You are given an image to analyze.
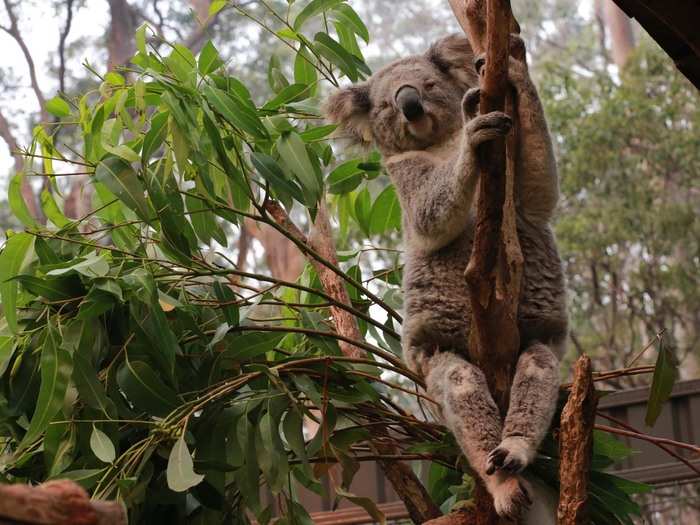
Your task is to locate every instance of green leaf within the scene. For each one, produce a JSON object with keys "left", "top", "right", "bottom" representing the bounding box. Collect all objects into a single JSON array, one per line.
[
  {"left": 369, "top": 185, "right": 401, "bottom": 235},
  {"left": 336, "top": 488, "right": 385, "bottom": 524},
  {"left": 313, "top": 32, "right": 359, "bottom": 81},
  {"left": 165, "top": 44, "right": 196, "bottom": 84},
  {"left": 142, "top": 111, "right": 169, "bottom": 163},
  {"left": 46, "top": 96, "right": 71, "bottom": 117},
  {"left": 94, "top": 156, "right": 152, "bottom": 222},
  {"left": 77, "top": 289, "right": 115, "bottom": 320},
  {"left": 354, "top": 187, "right": 371, "bottom": 236},
  {"left": 300, "top": 124, "right": 336, "bottom": 142},
  {"left": 47, "top": 252, "right": 109, "bottom": 278},
  {"left": 262, "top": 83, "right": 311, "bottom": 110},
  {"left": 19, "top": 325, "right": 73, "bottom": 450},
  {"left": 105, "top": 72, "right": 125, "bottom": 86},
  {"left": 277, "top": 132, "right": 321, "bottom": 202},
  {"left": 167, "top": 436, "right": 205, "bottom": 492},
  {"left": 117, "top": 360, "right": 180, "bottom": 417},
  {"left": 185, "top": 193, "right": 228, "bottom": 246},
  {"left": 213, "top": 281, "right": 239, "bottom": 326},
  {"left": 90, "top": 425, "right": 116, "bottom": 463},
  {"left": 283, "top": 408, "right": 308, "bottom": 465},
  {"left": 258, "top": 408, "right": 289, "bottom": 493},
  {"left": 294, "top": 46, "right": 318, "bottom": 88},
  {"left": 0, "top": 232, "right": 35, "bottom": 333},
  {"left": 14, "top": 274, "right": 78, "bottom": 301},
  {"left": 202, "top": 85, "right": 268, "bottom": 139},
  {"left": 219, "top": 332, "right": 284, "bottom": 362},
  {"left": 293, "top": 0, "right": 345, "bottom": 31},
  {"left": 209, "top": 0, "right": 226, "bottom": 16},
  {"left": 8, "top": 173, "right": 39, "bottom": 228},
  {"left": 135, "top": 22, "right": 147, "bottom": 55},
  {"left": 73, "top": 352, "right": 115, "bottom": 417},
  {"left": 40, "top": 189, "right": 71, "bottom": 228},
  {"left": 0, "top": 336, "right": 16, "bottom": 376},
  {"left": 250, "top": 152, "right": 305, "bottom": 205},
  {"left": 327, "top": 160, "right": 363, "bottom": 194},
  {"left": 330, "top": 4, "right": 369, "bottom": 43},
  {"left": 645, "top": 337, "right": 679, "bottom": 426},
  {"left": 199, "top": 40, "right": 224, "bottom": 75}
]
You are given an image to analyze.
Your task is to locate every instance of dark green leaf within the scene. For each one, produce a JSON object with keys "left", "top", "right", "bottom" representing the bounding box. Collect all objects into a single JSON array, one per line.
[
  {"left": 250, "top": 152, "right": 305, "bottom": 205},
  {"left": 19, "top": 325, "right": 73, "bottom": 450},
  {"left": 14, "top": 274, "right": 79, "bottom": 301},
  {"left": 645, "top": 337, "right": 679, "bottom": 426},
  {"left": 277, "top": 132, "right": 321, "bottom": 202},
  {"left": 327, "top": 160, "right": 363, "bottom": 194},
  {"left": 0, "top": 233, "right": 35, "bottom": 333},
  {"left": 94, "top": 156, "right": 152, "bottom": 222},
  {"left": 142, "top": 111, "right": 169, "bottom": 163},
  {"left": 199, "top": 40, "right": 224, "bottom": 75},
  {"left": 203, "top": 85, "right": 268, "bottom": 139},
  {"left": 117, "top": 360, "right": 180, "bottom": 417},
  {"left": 330, "top": 4, "right": 369, "bottom": 43},
  {"left": 313, "top": 32, "right": 359, "bottom": 81},
  {"left": 293, "top": 0, "right": 345, "bottom": 31},
  {"left": 369, "top": 185, "right": 401, "bottom": 235}
]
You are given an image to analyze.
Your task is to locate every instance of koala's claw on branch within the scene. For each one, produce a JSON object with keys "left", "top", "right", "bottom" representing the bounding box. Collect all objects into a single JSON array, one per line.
[
  {"left": 466, "top": 111, "right": 512, "bottom": 147},
  {"left": 491, "top": 476, "right": 533, "bottom": 519},
  {"left": 462, "top": 87, "right": 481, "bottom": 119},
  {"left": 486, "top": 436, "right": 535, "bottom": 475},
  {"left": 473, "top": 53, "right": 486, "bottom": 75}
]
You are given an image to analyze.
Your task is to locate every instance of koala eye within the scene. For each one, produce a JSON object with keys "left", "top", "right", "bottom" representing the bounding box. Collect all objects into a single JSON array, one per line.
[{"left": 424, "top": 81, "right": 436, "bottom": 91}]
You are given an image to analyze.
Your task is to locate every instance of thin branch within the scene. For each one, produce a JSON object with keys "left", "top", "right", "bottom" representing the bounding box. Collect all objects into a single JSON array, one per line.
[
  {"left": 595, "top": 424, "right": 700, "bottom": 455},
  {"left": 57, "top": 0, "right": 75, "bottom": 94},
  {"left": 597, "top": 412, "right": 700, "bottom": 477},
  {"left": 1, "top": 0, "right": 48, "bottom": 121}
]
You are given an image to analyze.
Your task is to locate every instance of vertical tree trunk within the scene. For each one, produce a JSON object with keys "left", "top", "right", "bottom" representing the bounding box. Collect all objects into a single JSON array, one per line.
[
  {"left": 447, "top": 2, "right": 523, "bottom": 523},
  {"left": 601, "top": 0, "right": 635, "bottom": 68}
]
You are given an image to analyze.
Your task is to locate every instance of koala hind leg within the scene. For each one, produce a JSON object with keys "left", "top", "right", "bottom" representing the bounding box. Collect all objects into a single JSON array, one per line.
[
  {"left": 422, "top": 350, "right": 531, "bottom": 518},
  {"left": 487, "top": 342, "right": 560, "bottom": 475}
]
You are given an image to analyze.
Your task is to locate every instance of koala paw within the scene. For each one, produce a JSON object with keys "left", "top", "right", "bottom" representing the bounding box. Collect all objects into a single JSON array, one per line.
[
  {"left": 466, "top": 111, "right": 512, "bottom": 148},
  {"left": 491, "top": 476, "right": 532, "bottom": 520},
  {"left": 486, "top": 437, "right": 536, "bottom": 475},
  {"left": 462, "top": 87, "right": 481, "bottom": 120}
]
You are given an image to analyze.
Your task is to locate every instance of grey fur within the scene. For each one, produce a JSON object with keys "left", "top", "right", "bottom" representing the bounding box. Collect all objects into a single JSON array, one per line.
[{"left": 326, "top": 35, "right": 567, "bottom": 520}]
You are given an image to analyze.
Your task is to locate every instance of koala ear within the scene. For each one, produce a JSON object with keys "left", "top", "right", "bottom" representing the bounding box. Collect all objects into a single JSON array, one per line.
[
  {"left": 426, "top": 34, "right": 479, "bottom": 88},
  {"left": 323, "top": 83, "right": 372, "bottom": 145}
]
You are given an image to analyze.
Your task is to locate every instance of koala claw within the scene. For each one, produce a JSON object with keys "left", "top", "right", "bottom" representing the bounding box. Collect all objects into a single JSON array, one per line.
[
  {"left": 466, "top": 111, "right": 512, "bottom": 147},
  {"left": 462, "top": 87, "right": 481, "bottom": 120},
  {"left": 486, "top": 437, "right": 535, "bottom": 475},
  {"left": 473, "top": 53, "right": 486, "bottom": 75},
  {"left": 491, "top": 476, "right": 532, "bottom": 520}
]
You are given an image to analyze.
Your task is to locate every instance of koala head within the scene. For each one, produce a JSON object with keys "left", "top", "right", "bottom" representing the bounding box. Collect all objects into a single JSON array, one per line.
[{"left": 325, "top": 35, "right": 478, "bottom": 155}]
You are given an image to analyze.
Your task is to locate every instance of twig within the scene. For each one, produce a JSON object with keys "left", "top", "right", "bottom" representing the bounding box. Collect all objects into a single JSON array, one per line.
[
  {"left": 596, "top": 412, "right": 700, "bottom": 477},
  {"left": 595, "top": 424, "right": 700, "bottom": 456}
]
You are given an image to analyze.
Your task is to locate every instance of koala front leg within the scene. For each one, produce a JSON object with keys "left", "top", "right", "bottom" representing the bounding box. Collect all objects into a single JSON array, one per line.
[
  {"left": 486, "top": 342, "right": 560, "bottom": 475},
  {"left": 388, "top": 101, "right": 511, "bottom": 252},
  {"left": 420, "top": 350, "right": 532, "bottom": 519}
]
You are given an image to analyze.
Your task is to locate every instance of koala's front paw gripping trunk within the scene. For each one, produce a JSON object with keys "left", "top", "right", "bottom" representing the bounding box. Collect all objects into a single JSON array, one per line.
[{"left": 421, "top": 351, "right": 531, "bottom": 519}]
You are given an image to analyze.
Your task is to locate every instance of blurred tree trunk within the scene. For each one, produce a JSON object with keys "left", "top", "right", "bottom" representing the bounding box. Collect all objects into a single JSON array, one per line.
[
  {"left": 106, "top": 0, "right": 137, "bottom": 71},
  {"left": 599, "top": 0, "right": 635, "bottom": 68}
]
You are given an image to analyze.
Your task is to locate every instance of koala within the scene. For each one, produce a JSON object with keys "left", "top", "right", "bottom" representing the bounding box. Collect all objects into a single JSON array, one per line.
[{"left": 325, "top": 35, "right": 567, "bottom": 520}]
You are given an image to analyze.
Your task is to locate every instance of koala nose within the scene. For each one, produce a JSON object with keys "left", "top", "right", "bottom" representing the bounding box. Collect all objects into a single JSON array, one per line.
[{"left": 395, "top": 86, "right": 424, "bottom": 121}]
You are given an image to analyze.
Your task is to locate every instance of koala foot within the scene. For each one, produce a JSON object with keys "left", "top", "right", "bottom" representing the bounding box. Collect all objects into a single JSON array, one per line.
[
  {"left": 466, "top": 111, "right": 512, "bottom": 147},
  {"left": 486, "top": 436, "right": 536, "bottom": 475},
  {"left": 462, "top": 87, "right": 481, "bottom": 120},
  {"left": 491, "top": 476, "right": 532, "bottom": 520}
]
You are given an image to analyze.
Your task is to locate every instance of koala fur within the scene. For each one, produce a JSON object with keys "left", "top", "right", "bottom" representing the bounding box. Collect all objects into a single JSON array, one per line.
[{"left": 325, "top": 35, "right": 567, "bottom": 520}]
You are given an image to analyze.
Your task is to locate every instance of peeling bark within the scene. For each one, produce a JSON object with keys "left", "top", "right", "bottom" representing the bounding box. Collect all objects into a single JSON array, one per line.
[{"left": 558, "top": 355, "right": 597, "bottom": 525}]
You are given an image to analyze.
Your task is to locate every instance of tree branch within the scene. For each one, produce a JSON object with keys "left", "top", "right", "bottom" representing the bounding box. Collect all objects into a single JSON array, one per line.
[
  {"left": 1, "top": 0, "right": 48, "bottom": 122},
  {"left": 57, "top": 0, "right": 75, "bottom": 94}
]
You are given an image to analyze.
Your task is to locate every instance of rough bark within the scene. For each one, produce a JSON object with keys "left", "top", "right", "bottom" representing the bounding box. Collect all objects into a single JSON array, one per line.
[
  {"left": 447, "top": 2, "right": 523, "bottom": 524},
  {"left": 557, "top": 356, "right": 597, "bottom": 525},
  {"left": 0, "top": 480, "right": 126, "bottom": 525},
  {"left": 601, "top": 0, "right": 635, "bottom": 68}
]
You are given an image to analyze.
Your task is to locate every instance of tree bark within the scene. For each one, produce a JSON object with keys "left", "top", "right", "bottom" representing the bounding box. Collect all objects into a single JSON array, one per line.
[
  {"left": 106, "top": 0, "right": 137, "bottom": 71},
  {"left": 0, "top": 480, "right": 126, "bottom": 525},
  {"left": 558, "top": 356, "right": 597, "bottom": 524},
  {"left": 601, "top": 0, "right": 635, "bottom": 68},
  {"left": 448, "top": 2, "right": 523, "bottom": 524}
]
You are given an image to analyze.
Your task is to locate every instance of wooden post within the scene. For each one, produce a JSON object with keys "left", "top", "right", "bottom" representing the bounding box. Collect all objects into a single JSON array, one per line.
[
  {"left": 447, "top": 1, "right": 524, "bottom": 524},
  {"left": 558, "top": 356, "right": 597, "bottom": 524}
]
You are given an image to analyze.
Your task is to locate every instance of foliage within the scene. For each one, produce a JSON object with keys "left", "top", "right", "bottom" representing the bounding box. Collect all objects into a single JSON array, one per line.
[{"left": 0, "top": 1, "right": 678, "bottom": 524}]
